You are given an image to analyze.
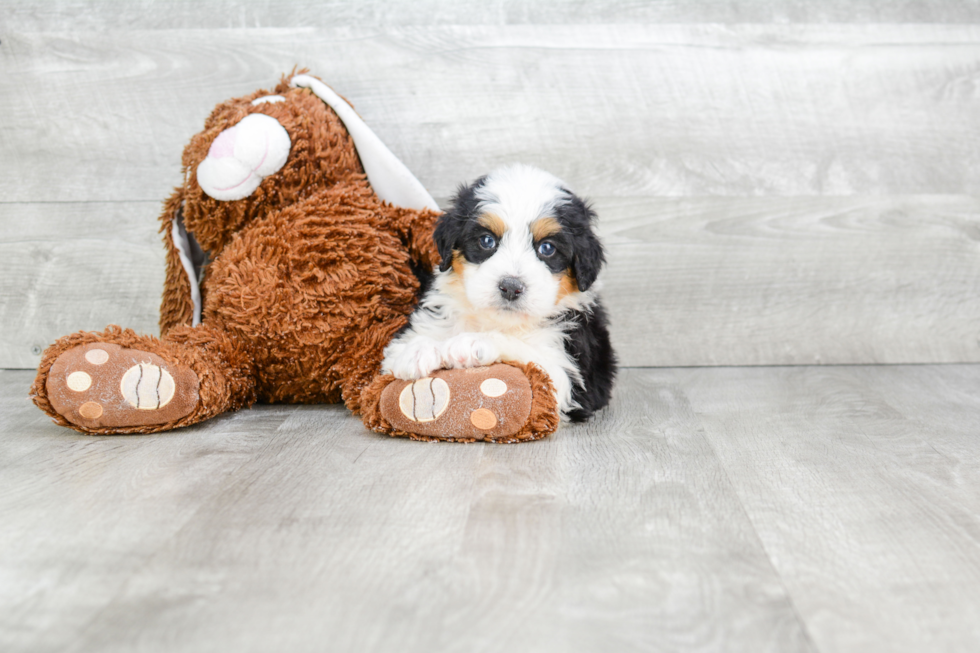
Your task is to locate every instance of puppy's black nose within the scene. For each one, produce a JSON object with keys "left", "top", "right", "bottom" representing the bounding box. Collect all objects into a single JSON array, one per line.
[{"left": 498, "top": 276, "right": 526, "bottom": 302}]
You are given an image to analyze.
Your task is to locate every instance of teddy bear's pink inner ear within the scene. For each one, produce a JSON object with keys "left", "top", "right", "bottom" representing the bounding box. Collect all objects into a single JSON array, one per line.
[{"left": 196, "top": 113, "right": 291, "bottom": 202}]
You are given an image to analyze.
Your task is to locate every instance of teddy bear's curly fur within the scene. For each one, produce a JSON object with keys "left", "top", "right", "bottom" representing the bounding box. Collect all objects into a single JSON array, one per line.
[{"left": 29, "top": 72, "right": 558, "bottom": 442}]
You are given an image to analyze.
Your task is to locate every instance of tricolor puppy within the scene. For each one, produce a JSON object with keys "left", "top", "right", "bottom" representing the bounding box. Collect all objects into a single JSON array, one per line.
[{"left": 381, "top": 164, "right": 616, "bottom": 421}]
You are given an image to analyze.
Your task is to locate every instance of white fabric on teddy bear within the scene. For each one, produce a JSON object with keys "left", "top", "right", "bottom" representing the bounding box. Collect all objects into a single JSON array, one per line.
[{"left": 291, "top": 75, "right": 440, "bottom": 212}]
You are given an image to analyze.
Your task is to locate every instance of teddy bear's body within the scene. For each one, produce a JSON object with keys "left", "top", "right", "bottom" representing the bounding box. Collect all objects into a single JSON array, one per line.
[
  {"left": 31, "top": 72, "right": 559, "bottom": 442},
  {"left": 178, "top": 182, "right": 436, "bottom": 410}
]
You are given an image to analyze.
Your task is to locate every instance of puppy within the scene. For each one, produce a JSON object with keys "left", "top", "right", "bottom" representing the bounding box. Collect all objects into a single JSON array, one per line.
[{"left": 381, "top": 164, "right": 616, "bottom": 421}]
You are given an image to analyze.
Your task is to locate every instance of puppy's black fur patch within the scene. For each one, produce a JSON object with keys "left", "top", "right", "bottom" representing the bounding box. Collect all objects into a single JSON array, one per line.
[
  {"left": 435, "top": 177, "right": 488, "bottom": 271},
  {"left": 558, "top": 300, "right": 617, "bottom": 421},
  {"left": 553, "top": 191, "right": 605, "bottom": 291}
]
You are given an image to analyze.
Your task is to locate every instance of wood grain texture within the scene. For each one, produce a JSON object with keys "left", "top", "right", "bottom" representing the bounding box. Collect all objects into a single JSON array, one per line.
[
  {"left": 0, "top": 370, "right": 56, "bottom": 469},
  {"left": 4, "top": 365, "right": 980, "bottom": 652},
  {"left": 4, "top": 20, "right": 980, "bottom": 368},
  {"left": 599, "top": 195, "right": 980, "bottom": 366},
  {"left": 3, "top": 0, "right": 980, "bottom": 29},
  {"left": 0, "top": 392, "right": 300, "bottom": 653},
  {"left": 0, "top": 368, "right": 812, "bottom": 653},
  {"left": 5, "top": 196, "right": 979, "bottom": 369},
  {"left": 0, "top": 202, "right": 165, "bottom": 369},
  {"left": 3, "top": 25, "right": 980, "bottom": 203},
  {"left": 677, "top": 364, "right": 980, "bottom": 653}
]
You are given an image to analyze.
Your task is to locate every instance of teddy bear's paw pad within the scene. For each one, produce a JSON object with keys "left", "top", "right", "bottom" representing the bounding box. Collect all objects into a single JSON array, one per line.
[
  {"left": 119, "top": 364, "right": 176, "bottom": 410},
  {"left": 398, "top": 377, "right": 450, "bottom": 422},
  {"left": 45, "top": 343, "right": 199, "bottom": 429},
  {"left": 379, "top": 364, "right": 532, "bottom": 441}
]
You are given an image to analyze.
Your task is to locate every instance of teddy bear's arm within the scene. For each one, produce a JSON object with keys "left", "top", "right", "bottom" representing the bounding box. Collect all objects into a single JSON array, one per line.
[{"left": 379, "top": 204, "right": 443, "bottom": 273}]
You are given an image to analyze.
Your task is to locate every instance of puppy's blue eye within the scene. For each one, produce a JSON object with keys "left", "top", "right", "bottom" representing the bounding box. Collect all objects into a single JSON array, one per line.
[
  {"left": 479, "top": 234, "right": 497, "bottom": 250},
  {"left": 537, "top": 241, "right": 556, "bottom": 257}
]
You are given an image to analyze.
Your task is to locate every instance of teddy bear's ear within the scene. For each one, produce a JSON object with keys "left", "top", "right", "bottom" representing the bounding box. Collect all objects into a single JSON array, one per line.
[
  {"left": 158, "top": 185, "right": 206, "bottom": 336},
  {"left": 290, "top": 74, "right": 440, "bottom": 212}
]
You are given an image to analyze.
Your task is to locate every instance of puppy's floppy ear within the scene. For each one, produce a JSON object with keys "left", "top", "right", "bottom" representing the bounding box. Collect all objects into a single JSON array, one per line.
[
  {"left": 435, "top": 177, "right": 487, "bottom": 272},
  {"left": 559, "top": 192, "right": 605, "bottom": 291},
  {"left": 434, "top": 213, "right": 465, "bottom": 272},
  {"left": 574, "top": 230, "right": 605, "bottom": 291}
]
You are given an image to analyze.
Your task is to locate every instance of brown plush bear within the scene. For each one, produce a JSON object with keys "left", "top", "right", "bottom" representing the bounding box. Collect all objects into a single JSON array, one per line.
[{"left": 29, "top": 71, "right": 558, "bottom": 443}]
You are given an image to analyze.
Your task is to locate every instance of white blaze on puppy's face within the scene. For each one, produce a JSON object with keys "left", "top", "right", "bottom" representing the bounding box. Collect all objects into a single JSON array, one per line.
[{"left": 457, "top": 164, "right": 575, "bottom": 319}]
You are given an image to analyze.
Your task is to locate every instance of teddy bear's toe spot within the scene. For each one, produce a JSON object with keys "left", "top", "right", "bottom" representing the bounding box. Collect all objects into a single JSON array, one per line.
[
  {"left": 66, "top": 371, "right": 92, "bottom": 392},
  {"left": 470, "top": 408, "right": 497, "bottom": 430},
  {"left": 78, "top": 402, "right": 103, "bottom": 419},
  {"left": 480, "top": 378, "right": 507, "bottom": 397},
  {"left": 120, "top": 364, "right": 176, "bottom": 410},
  {"left": 398, "top": 377, "right": 450, "bottom": 422},
  {"left": 85, "top": 348, "right": 109, "bottom": 365}
]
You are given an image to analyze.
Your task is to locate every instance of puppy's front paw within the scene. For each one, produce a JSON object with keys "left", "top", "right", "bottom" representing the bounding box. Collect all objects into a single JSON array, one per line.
[
  {"left": 383, "top": 337, "right": 445, "bottom": 380},
  {"left": 443, "top": 334, "right": 500, "bottom": 369}
]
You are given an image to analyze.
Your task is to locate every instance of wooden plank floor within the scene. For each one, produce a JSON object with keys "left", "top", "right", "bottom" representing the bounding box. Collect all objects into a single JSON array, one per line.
[
  {"left": 5, "top": 21, "right": 980, "bottom": 369},
  {"left": 3, "top": 365, "right": 979, "bottom": 653},
  {"left": 6, "top": 0, "right": 980, "bottom": 30}
]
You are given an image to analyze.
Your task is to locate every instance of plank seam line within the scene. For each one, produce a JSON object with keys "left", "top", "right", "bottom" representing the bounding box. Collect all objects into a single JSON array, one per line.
[
  {"left": 682, "top": 388, "right": 821, "bottom": 652},
  {"left": 620, "top": 362, "right": 980, "bottom": 370}
]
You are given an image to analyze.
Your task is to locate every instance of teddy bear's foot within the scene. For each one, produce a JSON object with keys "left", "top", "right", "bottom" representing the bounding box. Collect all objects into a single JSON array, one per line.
[
  {"left": 362, "top": 362, "right": 559, "bottom": 443},
  {"left": 44, "top": 342, "right": 199, "bottom": 431}
]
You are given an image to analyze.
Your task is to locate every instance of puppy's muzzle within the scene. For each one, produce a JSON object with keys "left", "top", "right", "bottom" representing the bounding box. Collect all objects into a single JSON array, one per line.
[{"left": 498, "top": 276, "right": 526, "bottom": 302}]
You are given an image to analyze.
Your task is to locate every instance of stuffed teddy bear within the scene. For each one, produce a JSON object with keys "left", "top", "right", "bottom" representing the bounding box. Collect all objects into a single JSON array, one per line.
[{"left": 29, "top": 71, "right": 559, "bottom": 443}]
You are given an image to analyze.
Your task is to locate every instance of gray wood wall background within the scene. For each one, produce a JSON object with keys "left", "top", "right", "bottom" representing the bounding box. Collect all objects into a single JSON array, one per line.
[{"left": 3, "top": 1, "right": 980, "bottom": 369}]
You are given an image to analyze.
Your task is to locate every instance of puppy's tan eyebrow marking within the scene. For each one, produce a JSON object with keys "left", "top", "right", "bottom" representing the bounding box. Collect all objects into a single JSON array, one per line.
[
  {"left": 477, "top": 213, "right": 507, "bottom": 238},
  {"left": 530, "top": 216, "right": 561, "bottom": 241}
]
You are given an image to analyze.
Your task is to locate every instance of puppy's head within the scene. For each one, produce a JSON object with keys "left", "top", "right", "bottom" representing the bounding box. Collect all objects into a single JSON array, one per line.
[{"left": 434, "top": 164, "right": 604, "bottom": 318}]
